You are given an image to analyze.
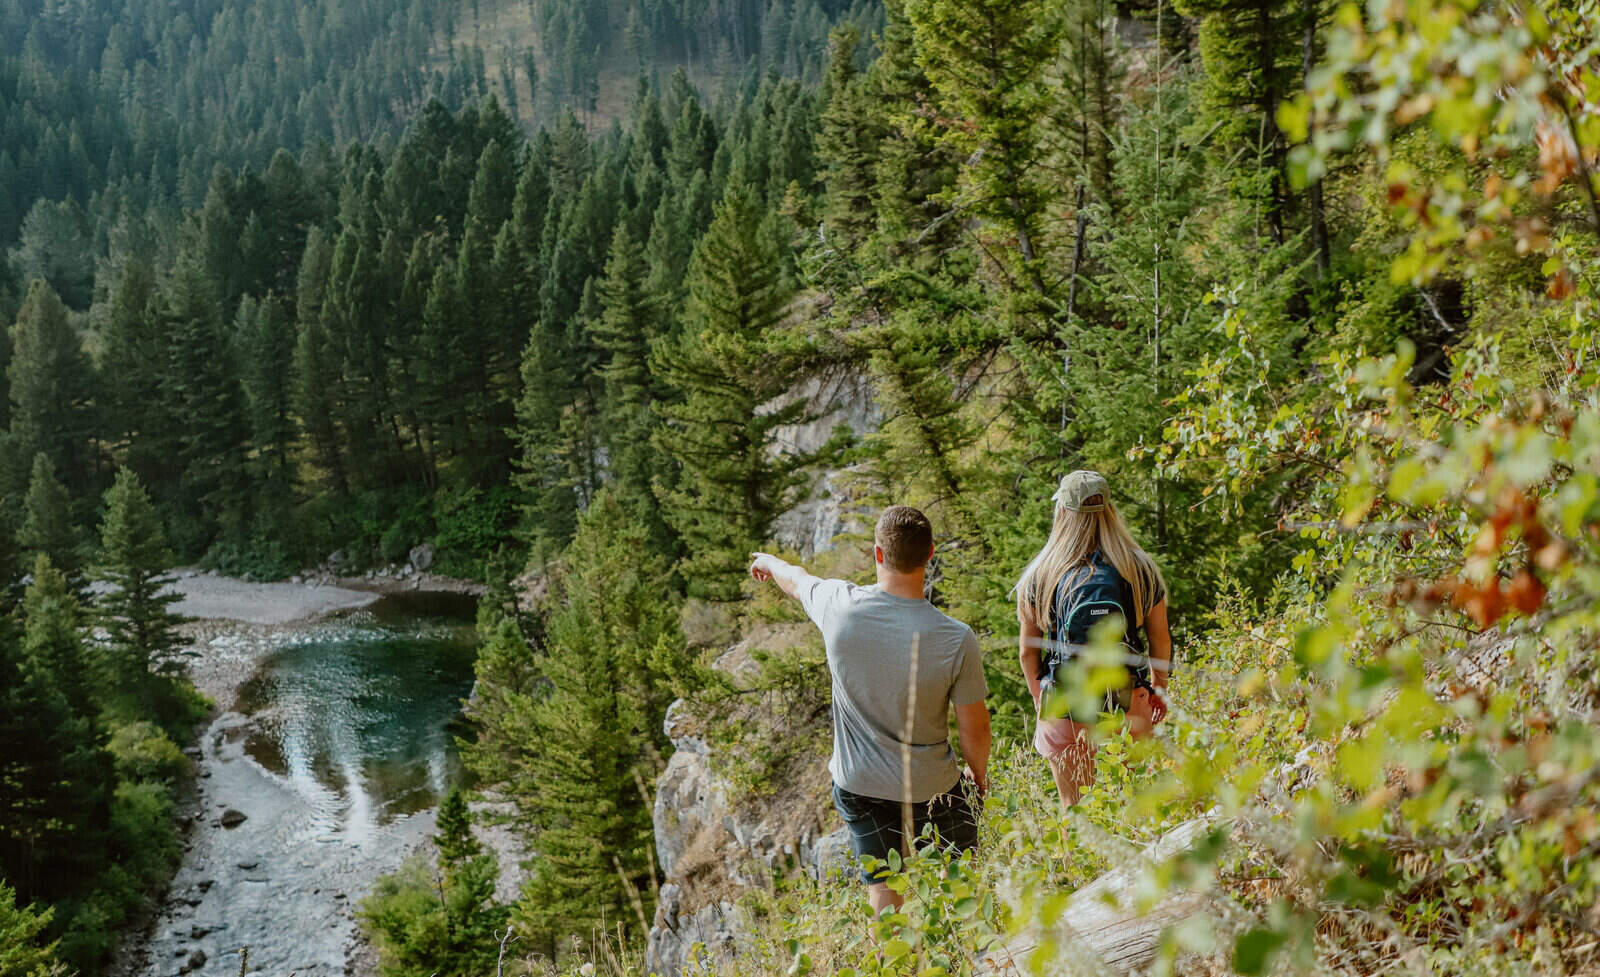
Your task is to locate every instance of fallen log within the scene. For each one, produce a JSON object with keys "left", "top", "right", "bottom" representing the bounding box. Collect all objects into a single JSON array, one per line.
[{"left": 978, "top": 817, "right": 1218, "bottom": 976}]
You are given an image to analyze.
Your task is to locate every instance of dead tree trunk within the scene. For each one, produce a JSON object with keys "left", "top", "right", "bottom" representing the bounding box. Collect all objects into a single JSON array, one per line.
[{"left": 978, "top": 818, "right": 1218, "bottom": 976}]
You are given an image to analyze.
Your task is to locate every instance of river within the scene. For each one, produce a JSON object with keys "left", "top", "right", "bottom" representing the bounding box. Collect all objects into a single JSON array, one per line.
[{"left": 131, "top": 591, "right": 481, "bottom": 977}]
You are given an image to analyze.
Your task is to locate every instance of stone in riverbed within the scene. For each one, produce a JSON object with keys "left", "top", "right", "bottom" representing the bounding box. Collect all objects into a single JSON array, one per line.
[
  {"left": 183, "top": 949, "right": 207, "bottom": 972},
  {"left": 219, "top": 809, "right": 247, "bottom": 828},
  {"left": 408, "top": 543, "right": 435, "bottom": 571}
]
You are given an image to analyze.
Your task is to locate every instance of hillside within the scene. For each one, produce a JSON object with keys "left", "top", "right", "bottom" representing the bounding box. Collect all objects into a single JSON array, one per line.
[{"left": 1, "top": 0, "right": 1597, "bottom": 975}]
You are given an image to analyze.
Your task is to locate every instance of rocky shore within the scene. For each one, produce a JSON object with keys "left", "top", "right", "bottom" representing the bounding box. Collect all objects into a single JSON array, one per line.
[{"left": 164, "top": 566, "right": 483, "bottom": 705}]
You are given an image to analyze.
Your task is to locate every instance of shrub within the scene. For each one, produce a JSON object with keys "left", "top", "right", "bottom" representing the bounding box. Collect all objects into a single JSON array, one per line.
[
  {"left": 106, "top": 721, "right": 189, "bottom": 786},
  {"left": 433, "top": 485, "right": 518, "bottom": 578}
]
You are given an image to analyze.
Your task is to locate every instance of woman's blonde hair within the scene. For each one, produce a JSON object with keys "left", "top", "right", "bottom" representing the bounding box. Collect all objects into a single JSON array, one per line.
[{"left": 1014, "top": 489, "right": 1166, "bottom": 633}]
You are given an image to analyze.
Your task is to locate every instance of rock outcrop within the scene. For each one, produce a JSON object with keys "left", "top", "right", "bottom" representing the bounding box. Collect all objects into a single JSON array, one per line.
[
  {"left": 646, "top": 660, "right": 848, "bottom": 976},
  {"left": 767, "top": 370, "right": 880, "bottom": 558},
  {"left": 647, "top": 701, "right": 851, "bottom": 975}
]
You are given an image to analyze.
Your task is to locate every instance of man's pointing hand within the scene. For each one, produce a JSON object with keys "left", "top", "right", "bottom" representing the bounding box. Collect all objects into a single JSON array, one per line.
[{"left": 749, "top": 552, "right": 777, "bottom": 582}]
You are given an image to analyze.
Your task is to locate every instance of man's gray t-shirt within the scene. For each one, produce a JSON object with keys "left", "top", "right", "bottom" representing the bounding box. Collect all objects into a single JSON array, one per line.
[{"left": 798, "top": 579, "right": 987, "bottom": 803}]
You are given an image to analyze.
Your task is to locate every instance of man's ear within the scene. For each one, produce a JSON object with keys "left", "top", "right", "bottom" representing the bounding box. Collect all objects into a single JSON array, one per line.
[
  {"left": 927, "top": 542, "right": 936, "bottom": 564},
  {"left": 873, "top": 544, "right": 884, "bottom": 566}
]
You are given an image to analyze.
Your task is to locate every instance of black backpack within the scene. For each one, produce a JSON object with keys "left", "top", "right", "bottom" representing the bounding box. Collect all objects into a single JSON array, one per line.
[{"left": 1038, "top": 551, "right": 1152, "bottom": 701}]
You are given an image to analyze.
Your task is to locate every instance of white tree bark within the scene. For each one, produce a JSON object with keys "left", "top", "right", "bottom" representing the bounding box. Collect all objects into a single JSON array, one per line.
[{"left": 979, "top": 818, "right": 1218, "bottom": 976}]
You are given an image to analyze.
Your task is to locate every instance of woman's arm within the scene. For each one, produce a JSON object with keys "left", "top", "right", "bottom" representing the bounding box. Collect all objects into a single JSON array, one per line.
[
  {"left": 1018, "top": 613, "right": 1044, "bottom": 710},
  {"left": 1145, "top": 599, "right": 1171, "bottom": 722}
]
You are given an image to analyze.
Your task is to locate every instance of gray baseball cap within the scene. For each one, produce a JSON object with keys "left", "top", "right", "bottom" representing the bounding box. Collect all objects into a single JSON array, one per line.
[{"left": 1052, "top": 470, "right": 1109, "bottom": 512}]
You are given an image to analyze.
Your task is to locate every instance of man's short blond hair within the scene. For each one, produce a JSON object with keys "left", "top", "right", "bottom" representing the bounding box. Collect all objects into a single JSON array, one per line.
[{"left": 875, "top": 506, "right": 933, "bottom": 572}]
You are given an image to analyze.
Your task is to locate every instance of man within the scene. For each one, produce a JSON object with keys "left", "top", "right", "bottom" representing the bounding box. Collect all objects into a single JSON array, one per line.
[{"left": 748, "top": 505, "right": 990, "bottom": 913}]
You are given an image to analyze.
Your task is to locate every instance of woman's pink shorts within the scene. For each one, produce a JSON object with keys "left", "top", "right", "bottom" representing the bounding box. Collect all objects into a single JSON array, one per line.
[{"left": 1034, "top": 716, "right": 1091, "bottom": 761}]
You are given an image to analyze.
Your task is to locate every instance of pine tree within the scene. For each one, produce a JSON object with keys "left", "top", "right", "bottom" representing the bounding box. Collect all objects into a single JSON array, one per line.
[
  {"left": 158, "top": 255, "right": 251, "bottom": 554},
  {"left": 592, "top": 223, "right": 667, "bottom": 539},
  {"left": 0, "top": 880, "right": 62, "bottom": 977},
  {"left": 815, "top": 25, "right": 880, "bottom": 256},
  {"left": 234, "top": 294, "right": 297, "bottom": 515},
  {"left": 651, "top": 180, "right": 813, "bottom": 600},
  {"left": 433, "top": 787, "right": 481, "bottom": 866},
  {"left": 97, "top": 255, "right": 178, "bottom": 499},
  {"left": 451, "top": 141, "right": 518, "bottom": 482},
  {"left": 867, "top": 0, "right": 963, "bottom": 269},
  {"left": 18, "top": 454, "right": 79, "bottom": 581},
  {"left": 1174, "top": 0, "right": 1316, "bottom": 247},
  {"left": 21, "top": 555, "right": 97, "bottom": 717},
  {"left": 94, "top": 468, "right": 187, "bottom": 712},
  {"left": 902, "top": 0, "right": 1063, "bottom": 298},
  {"left": 1075, "top": 79, "right": 1209, "bottom": 551},
  {"left": 5, "top": 279, "right": 94, "bottom": 509},
  {"left": 461, "top": 614, "right": 544, "bottom": 803},
  {"left": 512, "top": 491, "right": 682, "bottom": 947},
  {"left": 1053, "top": 0, "right": 1124, "bottom": 323},
  {"left": 294, "top": 228, "right": 350, "bottom": 497},
  {"left": 0, "top": 556, "right": 114, "bottom": 907}
]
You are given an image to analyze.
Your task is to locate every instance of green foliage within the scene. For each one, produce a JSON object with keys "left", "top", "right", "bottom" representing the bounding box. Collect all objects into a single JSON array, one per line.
[
  {"left": 5, "top": 280, "right": 94, "bottom": 519},
  {"left": 434, "top": 788, "right": 482, "bottom": 867},
  {"left": 105, "top": 721, "right": 190, "bottom": 786},
  {"left": 18, "top": 455, "right": 80, "bottom": 582},
  {"left": 433, "top": 485, "right": 519, "bottom": 579},
  {"left": 361, "top": 852, "right": 509, "bottom": 977},
  {"left": 363, "top": 786, "right": 507, "bottom": 977},
  {"left": 0, "top": 881, "right": 62, "bottom": 977},
  {"left": 653, "top": 179, "right": 814, "bottom": 599},
  {"left": 902, "top": 0, "right": 1061, "bottom": 297},
  {"left": 9, "top": 1, "right": 1600, "bottom": 973},
  {"left": 506, "top": 491, "right": 686, "bottom": 950},
  {"left": 94, "top": 468, "right": 192, "bottom": 726}
]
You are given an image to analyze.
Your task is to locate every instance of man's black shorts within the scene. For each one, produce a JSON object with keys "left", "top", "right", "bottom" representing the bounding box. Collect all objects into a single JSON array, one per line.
[{"left": 831, "top": 780, "right": 980, "bottom": 884}]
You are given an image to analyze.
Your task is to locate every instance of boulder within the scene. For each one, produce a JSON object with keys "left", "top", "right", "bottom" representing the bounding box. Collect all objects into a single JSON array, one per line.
[
  {"left": 807, "top": 827, "right": 854, "bottom": 879},
  {"left": 647, "top": 897, "right": 744, "bottom": 977},
  {"left": 183, "top": 949, "right": 207, "bottom": 972},
  {"left": 647, "top": 691, "right": 833, "bottom": 975},
  {"left": 652, "top": 742, "right": 724, "bottom": 880},
  {"left": 407, "top": 544, "right": 435, "bottom": 572},
  {"left": 976, "top": 818, "right": 1219, "bottom": 976},
  {"left": 219, "top": 809, "right": 247, "bottom": 828}
]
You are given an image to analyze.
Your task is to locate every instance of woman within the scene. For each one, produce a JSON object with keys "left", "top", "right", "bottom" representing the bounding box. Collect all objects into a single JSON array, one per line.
[{"left": 1015, "top": 470, "right": 1172, "bottom": 808}]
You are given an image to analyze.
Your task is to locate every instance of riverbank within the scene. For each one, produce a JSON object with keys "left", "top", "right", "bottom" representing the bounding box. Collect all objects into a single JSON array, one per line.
[
  {"left": 119, "top": 575, "right": 523, "bottom": 977},
  {"left": 166, "top": 568, "right": 484, "bottom": 626},
  {"left": 165, "top": 570, "right": 485, "bottom": 704}
]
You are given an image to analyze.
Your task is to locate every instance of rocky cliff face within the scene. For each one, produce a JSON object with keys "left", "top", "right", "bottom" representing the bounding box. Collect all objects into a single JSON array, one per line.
[
  {"left": 768, "top": 370, "right": 881, "bottom": 559},
  {"left": 646, "top": 372, "right": 876, "bottom": 975},
  {"left": 646, "top": 685, "right": 851, "bottom": 976}
]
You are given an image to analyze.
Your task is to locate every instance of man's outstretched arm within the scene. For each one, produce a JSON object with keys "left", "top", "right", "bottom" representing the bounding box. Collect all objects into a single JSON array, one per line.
[{"left": 748, "top": 552, "right": 818, "bottom": 601}]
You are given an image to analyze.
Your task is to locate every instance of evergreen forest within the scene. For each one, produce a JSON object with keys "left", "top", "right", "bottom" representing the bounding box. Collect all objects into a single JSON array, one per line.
[{"left": 1, "top": 0, "right": 1598, "bottom": 975}]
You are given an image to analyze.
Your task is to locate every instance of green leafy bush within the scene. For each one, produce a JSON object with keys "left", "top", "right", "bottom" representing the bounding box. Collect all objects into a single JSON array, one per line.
[
  {"left": 360, "top": 854, "right": 509, "bottom": 977},
  {"left": 105, "top": 721, "right": 189, "bottom": 786},
  {"left": 433, "top": 485, "right": 519, "bottom": 579}
]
